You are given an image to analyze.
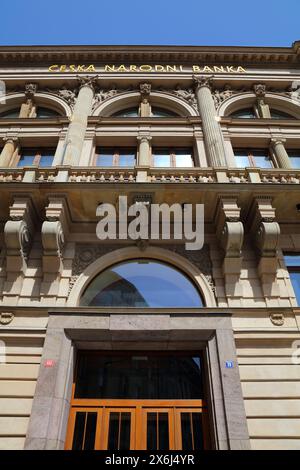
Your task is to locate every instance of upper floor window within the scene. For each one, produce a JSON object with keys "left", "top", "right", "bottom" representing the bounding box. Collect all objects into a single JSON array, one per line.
[
  {"left": 287, "top": 150, "right": 300, "bottom": 169},
  {"left": 234, "top": 149, "right": 273, "bottom": 168},
  {"left": 16, "top": 148, "right": 55, "bottom": 167},
  {"left": 0, "top": 108, "right": 20, "bottom": 118},
  {"left": 113, "top": 107, "right": 139, "bottom": 117},
  {"left": 152, "top": 148, "right": 194, "bottom": 167},
  {"left": 230, "top": 108, "right": 257, "bottom": 119},
  {"left": 230, "top": 106, "right": 296, "bottom": 120},
  {"left": 95, "top": 147, "right": 136, "bottom": 167},
  {"left": 284, "top": 254, "right": 300, "bottom": 305},
  {"left": 151, "top": 107, "right": 178, "bottom": 117},
  {"left": 112, "top": 106, "right": 178, "bottom": 118},
  {"left": 35, "top": 107, "right": 60, "bottom": 118}
]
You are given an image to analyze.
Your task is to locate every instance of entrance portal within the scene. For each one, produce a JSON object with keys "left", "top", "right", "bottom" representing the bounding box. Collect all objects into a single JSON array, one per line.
[{"left": 65, "top": 352, "right": 210, "bottom": 450}]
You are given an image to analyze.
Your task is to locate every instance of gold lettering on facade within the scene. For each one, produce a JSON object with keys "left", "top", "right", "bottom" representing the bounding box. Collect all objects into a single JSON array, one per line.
[{"left": 49, "top": 64, "right": 247, "bottom": 73}]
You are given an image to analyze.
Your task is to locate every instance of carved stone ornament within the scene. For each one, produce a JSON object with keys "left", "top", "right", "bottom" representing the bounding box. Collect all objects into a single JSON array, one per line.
[
  {"left": 253, "top": 83, "right": 267, "bottom": 98},
  {"left": 139, "top": 82, "right": 151, "bottom": 102},
  {"left": 41, "top": 197, "right": 68, "bottom": 272},
  {"left": 171, "top": 85, "right": 198, "bottom": 110},
  {"left": 193, "top": 75, "right": 213, "bottom": 90},
  {"left": 0, "top": 312, "right": 14, "bottom": 325},
  {"left": 58, "top": 87, "right": 76, "bottom": 108},
  {"left": 269, "top": 312, "right": 285, "bottom": 326},
  {"left": 77, "top": 75, "right": 98, "bottom": 91},
  {"left": 25, "top": 83, "right": 38, "bottom": 99},
  {"left": 92, "top": 86, "right": 134, "bottom": 111}
]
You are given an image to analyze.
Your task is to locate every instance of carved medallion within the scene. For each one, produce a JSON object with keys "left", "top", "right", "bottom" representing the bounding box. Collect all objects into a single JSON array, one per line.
[{"left": 0, "top": 312, "right": 14, "bottom": 325}]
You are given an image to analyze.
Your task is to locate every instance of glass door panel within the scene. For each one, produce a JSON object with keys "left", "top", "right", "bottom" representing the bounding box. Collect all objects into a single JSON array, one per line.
[
  {"left": 101, "top": 408, "right": 135, "bottom": 450},
  {"left": 175, "top": 408, "right": 206, "bottom": 450},
  {"left": 140, "top": 408, "right": 175, "bottom": 450},
  {"left": 65, "top": 408, "right": 102, "bottom": 450}
]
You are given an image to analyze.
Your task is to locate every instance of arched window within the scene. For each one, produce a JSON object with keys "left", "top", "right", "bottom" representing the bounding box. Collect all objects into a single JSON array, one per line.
[
  {"left": 0, "top": 108, "right": 20, "bottom": 118},
  {"left": 151, "top": 106, "right": 178, "bottom": 117},
  {"left": 113, "top": 107, "right": 139, "bottom": 117},
  {"left": 230, "top": 106, "right": 296, "bottom": 120},
  {"left": 230, "top": 107, "right": 257, "bottom": 119},
  {"left": 36, "top": 107, "right": 60, "bottom": 118},
  {"left": 80, "top": 260, "right": 203, "bottom": 307}
]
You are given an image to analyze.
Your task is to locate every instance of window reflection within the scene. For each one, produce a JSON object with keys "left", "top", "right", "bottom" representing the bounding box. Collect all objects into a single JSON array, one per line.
[
  {"left": 152, "top": 148, "right": 193, "bottom": 168},
  {"left": 17, "top": 148, "right": 55, "bottom": 167},
  {"left": 95, "top": 147, "right": 136, "bottom": 167},
  {"left": 234, "top": 149, "right": 273, "bottom": 168},
  {"left": 80, "top": 260, "right": 203, "bottom": 307},
  {"left": 75, "top": 353, "right": 203, "bottom": 399},
  {"left": 284, "top": 254, "right": 300, "bottom": 305}
]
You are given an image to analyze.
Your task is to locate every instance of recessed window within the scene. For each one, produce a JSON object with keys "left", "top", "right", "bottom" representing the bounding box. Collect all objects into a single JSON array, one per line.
[
  {"left": 152, "top": 148, "right": 194, "bottom": 167},
  {"left": 0, "top": 108, "right": 20, "bottom": 118},
  {"left": 234, "top": 149, "right": 273, "bottom": 168},
  {"left": 36, "top": 107, "right": 60, "bottom": 118},
  {"left": 95, "top": 147, "right": 136, "bottom": 167},
  {"left": 230, "top": 108, "right": 257, "bottom": 119},
  {"left": 17, "top": 148, "right": 55, "bottom": 167},
  {"left": 151, "top": 107, "right": 178, "bottom": 117},
  {"left": 113, "top": 107, "right": 139, "bottom": 117},
  {"left": 284, "top": 254, "right": 300, "bottom": 305},
  {"left": 270, "top": 109, "right": 296, "bottom": 120},
  {"left": 287, "top": 151, "right": 300, "bottom": 169},
  {"left": 80, "top": 260, "right": 203, "bottom": 307}
]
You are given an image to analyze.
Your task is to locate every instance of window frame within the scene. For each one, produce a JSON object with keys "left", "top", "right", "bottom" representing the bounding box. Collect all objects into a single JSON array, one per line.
[
  {"left": 151, "top": 147, "right": 194, "bottom": 168},
  {"left": 94, "top": 147, "right": 137, "bottom": 167},
  {"left": 15, "top": 147, "right": 56, "bottom": 167},
  {"left": 233, "top": 148, "right": 274, "bottom": 168}
]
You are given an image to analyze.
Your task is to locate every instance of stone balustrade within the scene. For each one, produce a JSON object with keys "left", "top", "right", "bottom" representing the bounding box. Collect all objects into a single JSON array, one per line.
[{"left": 0, "top": 166, "right": 300, "bottom": 184}]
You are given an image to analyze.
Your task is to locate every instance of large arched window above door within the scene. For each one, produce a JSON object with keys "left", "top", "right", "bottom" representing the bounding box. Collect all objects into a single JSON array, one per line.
[{"left": 80, "top": 259, "right": 204, "bottom": 307}]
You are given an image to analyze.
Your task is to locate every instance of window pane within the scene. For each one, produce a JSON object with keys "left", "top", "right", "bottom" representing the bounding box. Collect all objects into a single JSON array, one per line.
[
  {"left": 270, "top": 109, "right": 294, "bottom": 120},
  {"left": 96, "top": 154, "right": 114, "bottom": 166},
  {"left": 39, "top": 154, "right": 54, "bottom": 167},
  {"left": 80, "top": 260, "right": 203, "bottom": 307},
  {"left": 151, "top": 107, "right": 177, "bottom": 117},
  {"left": 231, "top": 108, "right": 256, "bottom": 119},
  {"left": 75, "top": 353, "right": 203, "bottom": 399},
  {"left": 118, "top": 149, "right": 136, "bottom": 167},
  {"left": 288, "top": 153, "right": 300, "bottom": 169},
  {"left": 17, "top": 154, "right": 35, "bottom": 167},
  {"left": 153, "top": 154, "right": 171, "bottom": 167},
  {"left": 284, "top": 254, "right": 300, "bottom": 267},
  {"left": 0, "top": 108, "right": 20, "bottom": 118},
  {"left": 253, "top": 155, "right": 273, "bottom": 168},
  {"left": 175, "top": 153, "right": 193, "bottom": 167},
  {"left": 36, "top": 107, "right": 59, "bottom": 118},
  {"left": 289, "top": 271, "right": 300, "bottom": 305},
  {"left": 235, "top": 155, "right": 250, "bottom": 167},
  {"left": 113, "top": 107, "right": 139, "bottom": 117}
]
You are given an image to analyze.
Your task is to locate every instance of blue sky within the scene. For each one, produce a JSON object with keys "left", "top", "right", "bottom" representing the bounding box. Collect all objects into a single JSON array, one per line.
[{"left": 0, "top": 0, "right": 299, "bottom": 47}]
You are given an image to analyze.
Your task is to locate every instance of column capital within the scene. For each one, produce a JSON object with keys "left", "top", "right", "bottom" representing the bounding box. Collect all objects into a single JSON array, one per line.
[
  {"left": 271, "top": 137, "right": 286, "bottom": 146},
  {"left": 137, "top": 134, "right": 152, "bottom": 143},
  {"left": 193, "top": 75, "right": 213, "bottom": 91},
  {"left": 77, "top": 75, "right": 98, "bottom": 93},
  {"left": 2, "top": 135, "right": 19, "bottom": 144}
]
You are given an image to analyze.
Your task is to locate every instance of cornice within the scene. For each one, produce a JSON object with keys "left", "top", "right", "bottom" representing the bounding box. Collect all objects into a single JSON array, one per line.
[{"left": 0, "top": 43, "right": 299, "bottom": 67}]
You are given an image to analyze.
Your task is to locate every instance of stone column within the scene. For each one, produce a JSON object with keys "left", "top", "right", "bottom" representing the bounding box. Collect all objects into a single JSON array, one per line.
[
  {"left": 0, "top": 136, "right": 19, "bottom": 167},
  {"left": 271, "top": 138, "right": 292, "bottom": 169},
  {"left": 193, "top": 76, "right": 226, "bottom": 167},
  {"left": 63, "top": 76, "right": 97, "bottom": 166},
  {"left": 137, "top": 134, "right": 152, "bottom": 167}
]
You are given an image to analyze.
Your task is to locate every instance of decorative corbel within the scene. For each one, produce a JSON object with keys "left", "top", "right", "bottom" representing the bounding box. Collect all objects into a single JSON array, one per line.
[
  {"left": 41, "top": 197, "right": 68, "bottom": 273},
  {"left": 248, "top": 196, "right": 280, "bottom": 298},
  {"left": 215, "top": 195, "right": 244, "bottom": 298},
  {"left": 139, "top": 82, "right": 151, "bottom": 117},
  {"left": 4, "top": 197, "right": 36, "bottom": 273}
]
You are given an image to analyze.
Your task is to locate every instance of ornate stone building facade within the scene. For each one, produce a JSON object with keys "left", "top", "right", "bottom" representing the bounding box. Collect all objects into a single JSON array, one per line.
[{"left": 0, "top": 43, "right": 300, "bottom": 450}]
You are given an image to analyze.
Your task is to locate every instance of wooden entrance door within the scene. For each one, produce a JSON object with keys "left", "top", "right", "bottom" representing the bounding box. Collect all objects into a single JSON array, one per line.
[{"left": 65, "top": 399, "right": 208, "bottom": 450}]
